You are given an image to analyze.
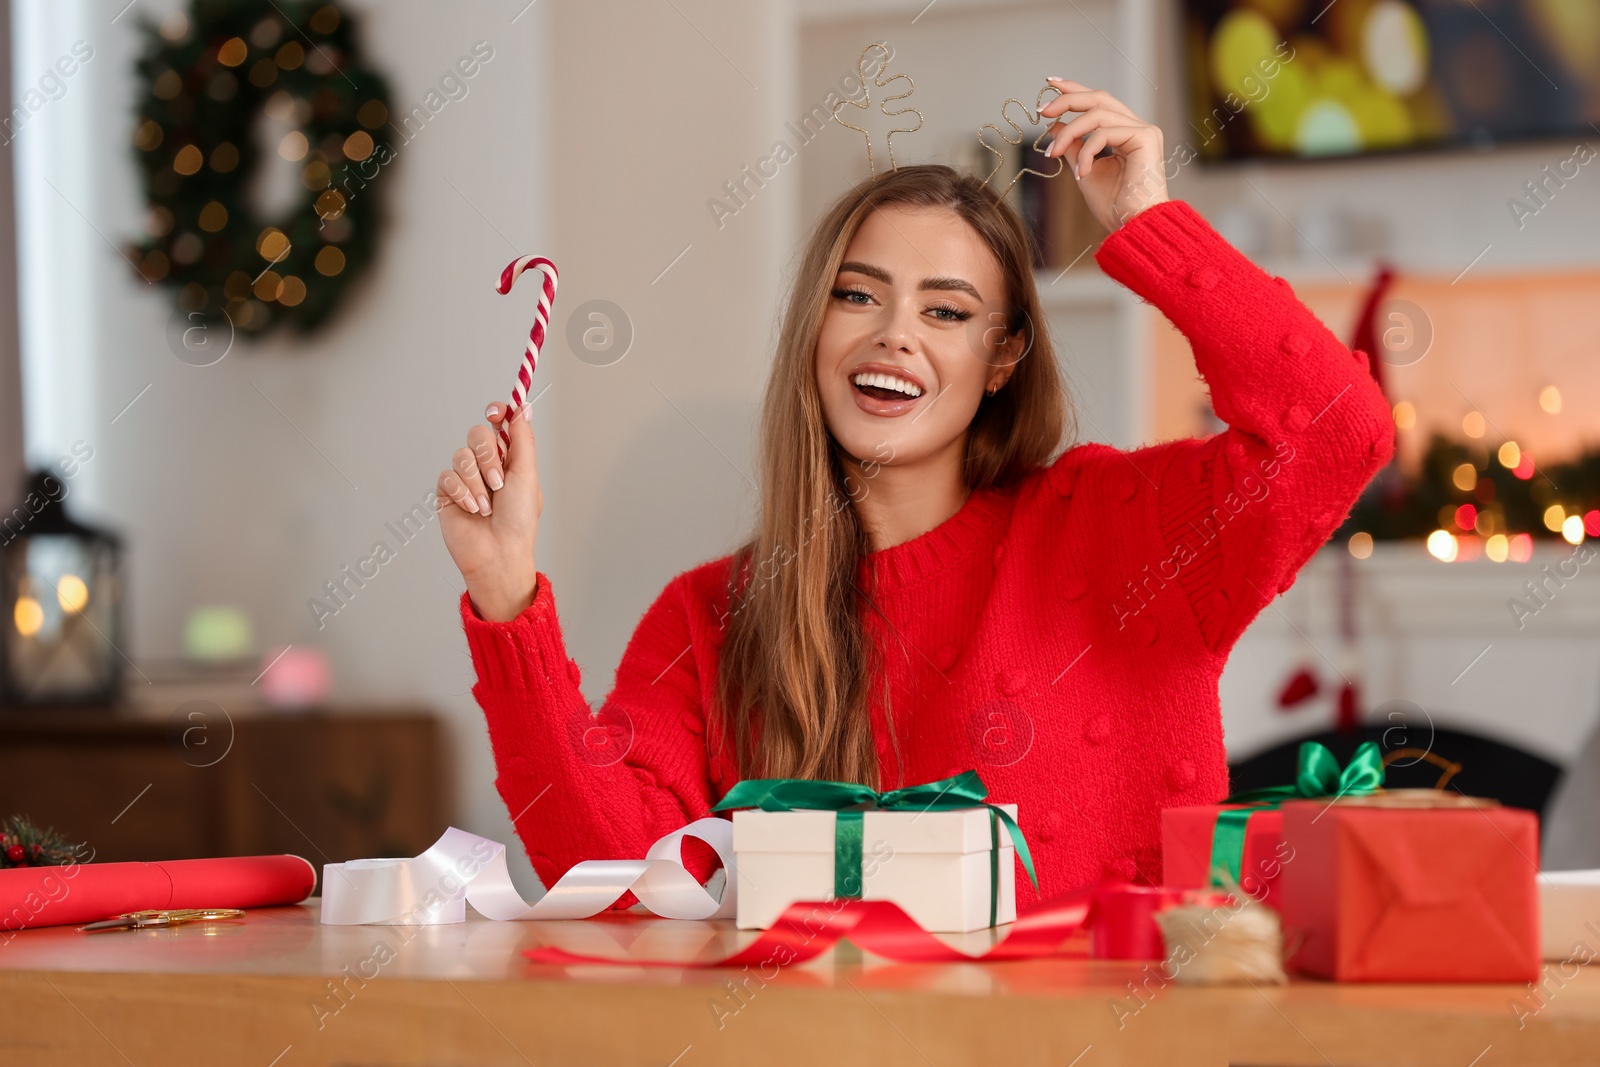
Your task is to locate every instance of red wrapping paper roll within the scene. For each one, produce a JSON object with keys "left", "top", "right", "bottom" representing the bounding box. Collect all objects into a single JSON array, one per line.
[{"left": 0, "top": 855, "right": 316, "bottom": 933}]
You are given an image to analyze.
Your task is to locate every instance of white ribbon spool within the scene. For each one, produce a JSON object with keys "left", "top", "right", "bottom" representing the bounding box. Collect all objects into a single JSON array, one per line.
[{"left": 320, "top": 817, "right": 735, "bottom": 925}]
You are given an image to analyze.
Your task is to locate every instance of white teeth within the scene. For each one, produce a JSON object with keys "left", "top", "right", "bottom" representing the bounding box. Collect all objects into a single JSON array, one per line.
[{"left": 851, "top": 371, "right": 923, "bottom": 398}]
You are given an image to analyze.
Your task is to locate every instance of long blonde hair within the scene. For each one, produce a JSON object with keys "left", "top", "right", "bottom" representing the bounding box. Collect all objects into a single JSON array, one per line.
[{"left": 714, "top": 164, "right": 1071, "bottom": 788}]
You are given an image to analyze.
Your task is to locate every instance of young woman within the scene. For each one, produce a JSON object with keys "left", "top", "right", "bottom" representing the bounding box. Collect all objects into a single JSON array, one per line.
[{"left": 437, "top": 81, "right": 1394, "bottom": 900}]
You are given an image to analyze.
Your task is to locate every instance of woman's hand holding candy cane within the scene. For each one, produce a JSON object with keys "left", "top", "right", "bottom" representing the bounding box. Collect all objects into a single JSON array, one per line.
[
  {"left": 438, "top": 400, "right": 543, "bottom": 622},
  {"left": 438, "top": 254, "right": 559, "bottom": 623}
]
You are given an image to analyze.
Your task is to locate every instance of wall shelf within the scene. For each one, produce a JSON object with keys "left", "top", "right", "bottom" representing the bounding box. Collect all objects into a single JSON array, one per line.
[{"left": 1034, "top": 267, "right": 1121, "bottom": 307}]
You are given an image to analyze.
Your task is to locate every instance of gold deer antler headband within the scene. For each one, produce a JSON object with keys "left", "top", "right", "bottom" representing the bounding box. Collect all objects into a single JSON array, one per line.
[
  {"left": 977, "top": 86, "right": 1068, "bottom": 198},
  {"left": 829, "top": 42, "right": 1070, "bottom": 201},
  {"left": 830, "top": 42, "right": 923, "bottom": 178}
]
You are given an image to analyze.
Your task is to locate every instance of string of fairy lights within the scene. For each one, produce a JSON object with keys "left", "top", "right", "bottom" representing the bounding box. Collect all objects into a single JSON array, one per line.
[{"left": 1341, "top": 385, "right": 1600, "bottom": 563}]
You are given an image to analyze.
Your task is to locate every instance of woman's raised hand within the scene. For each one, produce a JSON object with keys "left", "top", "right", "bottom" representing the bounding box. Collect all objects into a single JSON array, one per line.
[
  {"left": 1039, "top": 78, "right": 1168, "bottom": 233},
  {"left": 437, "top": 402, "right": 542, "bottom": 622}
]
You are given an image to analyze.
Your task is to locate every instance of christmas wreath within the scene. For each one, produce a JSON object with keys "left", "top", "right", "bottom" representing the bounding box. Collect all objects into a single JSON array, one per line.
[{"left": 129, "top": 0, "right": 393, "bottom": 338}]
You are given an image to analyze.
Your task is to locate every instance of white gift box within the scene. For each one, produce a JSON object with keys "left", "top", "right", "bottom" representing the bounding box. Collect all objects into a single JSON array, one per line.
[
  {"left": 1538, "top": 870, "right": 1600, "bottom": 961},
  {"left": 730, "top": 804, "right": 1018, "bottom": 933}
]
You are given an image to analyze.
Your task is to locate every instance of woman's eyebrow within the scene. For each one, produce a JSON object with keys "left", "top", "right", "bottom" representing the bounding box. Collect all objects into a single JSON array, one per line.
[{"left": 838, "top": 260, "right": 982, "bottom": 300}]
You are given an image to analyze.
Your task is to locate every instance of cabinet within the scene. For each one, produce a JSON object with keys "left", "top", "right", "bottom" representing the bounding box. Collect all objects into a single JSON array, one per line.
[{"left": 0, "top": 708, "right": 449, "bottom": 865}]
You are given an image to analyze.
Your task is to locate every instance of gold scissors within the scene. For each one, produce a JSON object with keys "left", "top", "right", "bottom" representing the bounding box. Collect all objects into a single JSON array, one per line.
[{"left": 81, "top": 908, "right": 245, "bottom": 932}]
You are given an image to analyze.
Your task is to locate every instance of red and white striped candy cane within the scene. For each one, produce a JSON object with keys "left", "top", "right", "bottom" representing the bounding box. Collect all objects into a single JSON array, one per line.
[{"left": 494, "top": 254, "right": 559, "bottom": 462}]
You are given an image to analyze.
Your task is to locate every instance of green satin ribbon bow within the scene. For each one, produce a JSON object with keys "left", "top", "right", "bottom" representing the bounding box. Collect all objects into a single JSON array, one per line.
[
  {"left": 1208, "top": 740, "right": 1385, "bottom": 888},
  {"left": 713, "top": 770, "right": 1038, "bottom": 927}
]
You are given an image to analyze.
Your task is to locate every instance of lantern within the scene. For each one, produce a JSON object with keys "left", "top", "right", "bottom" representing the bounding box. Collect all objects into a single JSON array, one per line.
[{"left": 1, "top": 469, "right": 124, "bottom": 706}]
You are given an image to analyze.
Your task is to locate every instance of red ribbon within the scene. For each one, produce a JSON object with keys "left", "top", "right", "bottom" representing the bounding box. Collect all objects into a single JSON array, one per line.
[
  {"left": 525, "top": 882, "right": 1203, "bottom": 968},
  {"left": 1088, "top": 885, "right": 1185, "bottom": 960}
]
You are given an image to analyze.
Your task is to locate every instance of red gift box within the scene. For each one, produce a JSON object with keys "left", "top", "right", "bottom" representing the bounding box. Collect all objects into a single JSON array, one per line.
[
  {"left": 1278, "top": 798, "right": 1540, "bottom": 982},
  {"left": 1162, "top": 805, "right": 1291, "bottom": 908}
]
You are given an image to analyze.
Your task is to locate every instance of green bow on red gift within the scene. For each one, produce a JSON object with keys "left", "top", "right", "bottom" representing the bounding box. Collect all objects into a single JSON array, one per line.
[
  {"left": 712, "top": 770, "right": 1038, "bottom": 928},
  {"left": 1208, "top": 740, "right": 1385, "bottom": 888}
]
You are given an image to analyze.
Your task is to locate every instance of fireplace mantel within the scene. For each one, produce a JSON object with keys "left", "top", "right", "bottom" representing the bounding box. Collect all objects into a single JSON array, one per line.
[{"left": 1221, "top": 542, "right": 1600, "bottom": 768}]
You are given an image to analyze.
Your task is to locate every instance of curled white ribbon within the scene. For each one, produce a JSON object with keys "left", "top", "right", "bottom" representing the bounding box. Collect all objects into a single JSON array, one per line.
[{"left": 320, "top": 817, "right": 735, "bottom": 925}]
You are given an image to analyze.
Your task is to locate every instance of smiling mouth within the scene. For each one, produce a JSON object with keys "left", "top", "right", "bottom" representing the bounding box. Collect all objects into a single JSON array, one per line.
[{"left": 851, "top": 371, "right": 923, "bottom": 403}]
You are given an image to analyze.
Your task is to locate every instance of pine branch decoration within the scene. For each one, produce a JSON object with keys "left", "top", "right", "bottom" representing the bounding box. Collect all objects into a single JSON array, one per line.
[{"left": 0, "top": 815, "right": 89, "bottom": 869}]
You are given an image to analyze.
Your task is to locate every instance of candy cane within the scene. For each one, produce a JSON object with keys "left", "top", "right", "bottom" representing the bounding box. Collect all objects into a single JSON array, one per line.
[{"left": 494, "top": 255, "right": 559, "bottom": 462}]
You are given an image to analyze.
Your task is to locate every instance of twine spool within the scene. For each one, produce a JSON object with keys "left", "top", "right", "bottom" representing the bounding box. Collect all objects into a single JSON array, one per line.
[{"left": 1154, "top": 893, "right": 1288, "bottom": 986}]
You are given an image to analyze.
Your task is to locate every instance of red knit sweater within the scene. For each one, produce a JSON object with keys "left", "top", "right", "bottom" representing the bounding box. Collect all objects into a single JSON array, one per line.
[{"left": 459, "top": 199, "right": 1394, "bottom": 901}]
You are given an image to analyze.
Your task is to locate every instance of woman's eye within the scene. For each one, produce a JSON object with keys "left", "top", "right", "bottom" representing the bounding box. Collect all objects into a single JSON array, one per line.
[{"left": 829, "top": 287, "right": 970, "bottom": 321}]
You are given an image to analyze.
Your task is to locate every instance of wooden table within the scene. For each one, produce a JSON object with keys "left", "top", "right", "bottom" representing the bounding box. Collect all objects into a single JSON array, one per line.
[{"left": 0, "top": 903, "right": 1592, "bottom": 1067}]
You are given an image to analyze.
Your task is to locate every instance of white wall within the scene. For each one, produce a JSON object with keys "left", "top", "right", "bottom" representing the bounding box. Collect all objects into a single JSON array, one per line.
[
  {"left": 13, "top": 0, "right": 553, "bottom": 885},
  {"left": 12, "top": 0, "right": 798, "bottom": 887},
  {"left": 0, "top": 0, "right": 22, "bottom": 501},
  {"left": 545, "top": 0, "right": 793, "bottom": 697}
]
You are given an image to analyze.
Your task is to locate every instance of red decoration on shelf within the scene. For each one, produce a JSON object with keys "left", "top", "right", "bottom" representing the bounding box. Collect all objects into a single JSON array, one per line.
[
  {"left": 1348, "top": 264, "right": 1395, "bottom": 396},
  {"left": 1335, "top": 682, "right": 1361, "bottom": 733},
  {"left": 1334, "top": 535, "right": 1363, "bottom": 733},
  {"left": 1276, "top": 666, "right": 1320, "bottom": 710}
]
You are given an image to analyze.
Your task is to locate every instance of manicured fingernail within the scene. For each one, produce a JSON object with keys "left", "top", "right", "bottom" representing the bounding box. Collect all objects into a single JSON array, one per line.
[
  {"left": 486, "top": 403, "right": 499, "bottom": 420},
  {"left": 477, "top": 494, "right": 491, "bottom": 515},
  {"left": 463, "top": 494, "right": 479, "bottom": 514},
  {"left": 1048, "top": 76, "right": 1065, "bottom": 82},
  {"left": 487, "top": 469, "right": 503, "bottom": 491},
  {"left": 520, "top": 403, "right": 532, "bottom": 422}
]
